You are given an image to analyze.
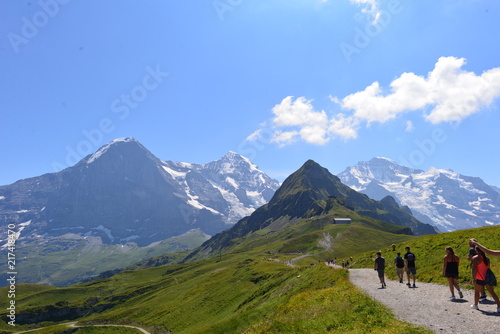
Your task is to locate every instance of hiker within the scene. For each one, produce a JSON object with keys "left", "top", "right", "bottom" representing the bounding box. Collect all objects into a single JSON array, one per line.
[
  {"left": 442, "top": 247, "right": 463, "bottom": 301},
  {"left": 470, "top": 239, "right": 500, "bottom": 257},
  {"left": 468, "top": 239, "right": 487, "bottom": 301},
  {"left": 394, "top": 252, "right": 405, "bottom": 283},
  {"left": 374, "top": 252, "right": 386, "bottom": 288},
  {"left": 404, "top": 246, "right": 417, "bottom": 288},
  {"left": 470, "top": 247, "right": 500, "bottom": 312}
]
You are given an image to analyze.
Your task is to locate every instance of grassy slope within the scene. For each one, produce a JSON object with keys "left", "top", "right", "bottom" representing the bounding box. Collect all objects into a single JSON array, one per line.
[
  {"left": 217, "top": 207, "right": 417, "bottom": 266},
  {"left": 0, "top": 214, "right": 428, "bottom": 334},
  {"left": 0, "top": 264, "right": 430, "bottom": 334},
  {"left": 11, "top": 324, "right": 143, "bottom": 334},
  {"left": 352, "top": 225, "right": 500, "bottom": 288},
  {"left": 4, "top": 230, "right": 208, "bottom": 286}
]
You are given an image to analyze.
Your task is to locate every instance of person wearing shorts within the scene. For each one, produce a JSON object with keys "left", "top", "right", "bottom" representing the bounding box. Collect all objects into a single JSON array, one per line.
[
  {"left": 442, "top": 246, "right": 463, "bottom": 300},
  {"left": 468, "top": 239, "right": 487, "bottom": 301},
  {"left": 471, "top": 247, "right": 500, "bottom": 312},
  {"left": 404, "top": 246, "right": 417, "bottom": 288},
  {"left": 394, "top": 252, "right": 405, "bottom": 283},
  {"left": 374, "top": 251, "right": 386, "bottom": 288}
]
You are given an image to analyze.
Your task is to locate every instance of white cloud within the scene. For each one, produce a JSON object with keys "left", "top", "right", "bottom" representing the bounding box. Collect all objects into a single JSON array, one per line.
[
  {"left": 405, "top": 120, "right": 414, "bottom": 132},
  {"left": 246, "top": 129, "right": 262, "bottom": 141},
  {"left": 342, "top": 57, "right": 500, "bottom": 124},
  {"left": 328, "top": 113, "right": 359, "bottom": 140},
  {"left": 272, "top": 130, "right": 300, "bottom": 146},
  {"left": 271, "top": 96, "right": 330, "bottom": 145},
  {"left": 250, "top": 57, "right": 500, "bottom": 146},
  {"left": 349, "top": 0, "right": 381, "bottom": 23}
]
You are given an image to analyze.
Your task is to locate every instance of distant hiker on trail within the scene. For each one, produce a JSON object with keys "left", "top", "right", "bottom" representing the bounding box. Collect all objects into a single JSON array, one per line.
[
  {"left": 374, "top": 252, "right": 386, "bottom": 288},
  {"left": 470, "top": 239, "right": 500, "bottom": 257},
  {"left": 404, "top": 246, "right": 417, "bottom": 288},
  {"left": 468, "top": 239, "right": 487, "bottom": 301},
  {"left": 470, "top": 247, "right": 500, "bottom": 312},
  {"left": 442, "top": 247, "right": 463, "bottom": 301},
  {"left": 394, "top": 252, "right": 405, "bottom": 283}
]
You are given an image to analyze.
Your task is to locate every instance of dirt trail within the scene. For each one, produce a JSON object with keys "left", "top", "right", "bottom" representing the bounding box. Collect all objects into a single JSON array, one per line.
[
  {"left": 339, "top": 265, "right": 500, "bottom": 334},
  {"left": 14, "top": 322, "right": 152, "bottom": 334}
]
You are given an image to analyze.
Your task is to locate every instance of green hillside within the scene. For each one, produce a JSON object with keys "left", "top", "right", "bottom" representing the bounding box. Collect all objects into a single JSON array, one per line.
[
  {"left": 0, "top": 207, "right": 428, "bottom": 334},
  {"left": 207, "top": 209, "right": 417, "bottom": 264},
  {"left": 352, "top": 225, "right": 500, "bottom": 287},
  {"left": 0, "top": 255, "right": 430, "bottom": 334},
  {"left": 3, "top": 229, "right": 208, "bottom": 287}
]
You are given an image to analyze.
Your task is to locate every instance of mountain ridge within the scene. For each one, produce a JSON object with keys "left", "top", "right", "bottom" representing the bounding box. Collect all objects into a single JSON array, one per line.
[
  {"left": 185, "top": 159, "right": 436, "bottom": 262},
  {"left": 0, "top": 137, "right": 280, "bottom": 248},
  {"left": 338, "top": 157, "right": 500, "bottom": 231}
]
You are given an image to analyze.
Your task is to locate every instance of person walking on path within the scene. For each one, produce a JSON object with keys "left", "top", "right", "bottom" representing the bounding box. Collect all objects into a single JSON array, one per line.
[
  {"left": 374, "top": 251, "right": 386, "bottom": 288},
  {"left": 442, "top": 247, "right": 463, "bottom": 301},
  {"left": 470, "top": 247, "right": 500, "bottom": 312},
  {"left": 404, "top": 246, "right": 417, "bottom": 288},
  {"left": 470, "top": 239, "right": 500, "bottom": 257},
  {"left": 468, "top": 239, "right": 487, "bottom": 301},
  {"left": 394, "top": 252, "right": 405, "bottom": 283}
]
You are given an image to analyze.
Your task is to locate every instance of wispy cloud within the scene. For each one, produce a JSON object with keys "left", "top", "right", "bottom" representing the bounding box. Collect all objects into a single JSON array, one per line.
[
  {"left": 405, "top": 120, "right": 414, "bottom": 132},
  {"left": 321, "top": 0, "right": 381, "bottom": 23},
  {"left": 249, "top": 57, "right": 500, "bottom": 145},
  {"left": 349, "top": 0, "right": 381, "bottom": 23}
]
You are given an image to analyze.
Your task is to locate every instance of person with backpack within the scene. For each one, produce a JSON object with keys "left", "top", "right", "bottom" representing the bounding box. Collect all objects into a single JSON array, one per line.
[
  {"left": 471, "top": 246, "right": 500, "bottom": 312},
  {"left": 404, "top": 246, "right": 417, "bottom": 288},
  {"left": 468, "top": 239, "right": 487, "bottom": 301},
  {"left": 442, "top": 247, "right": 463, "bottom": 301},
  {"left": 394, "top": 252, "right": 405, "bottom": 283},
  {"left": 374, "top": 251, "right": 386, "bottom": 288}
]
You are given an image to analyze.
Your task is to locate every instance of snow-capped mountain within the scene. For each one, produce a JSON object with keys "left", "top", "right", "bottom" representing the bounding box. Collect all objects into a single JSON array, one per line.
[
  {"left": 163, "top": 151, "right": 278, "bottom": 224},
  {"left": 338, "top": 157, "right": 500, "bottom": 232},
  {"left": 0, "top": 138, "right": 280, "bottom": 246}
]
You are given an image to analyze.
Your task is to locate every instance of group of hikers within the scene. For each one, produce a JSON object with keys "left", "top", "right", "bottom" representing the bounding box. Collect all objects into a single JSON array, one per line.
[
  {"left": 327, "top": 257, "right": 352, "bottom": 268},
  {"left": 373, "top": 239, "right": 500, "bottom": 312}
]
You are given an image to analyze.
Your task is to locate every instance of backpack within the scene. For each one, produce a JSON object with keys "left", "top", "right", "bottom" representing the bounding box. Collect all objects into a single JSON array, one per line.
[
  {"left": 486, "top": 268, "right": 497, "bottom": 286},
  {"left": 395, "top": 257, "right": 404, "bottom": 268}
]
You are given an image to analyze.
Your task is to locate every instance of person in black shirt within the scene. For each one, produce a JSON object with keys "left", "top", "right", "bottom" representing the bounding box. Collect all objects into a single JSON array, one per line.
[
  {"left": 442, "top": 246, "right": 463, "bottom": 300},
  {"left": 394, "top": 252, "right": 405, "bottom": 283},
  {"left": 374, "top": 251, "right": 386, "bottom": 288},
  {"left": 404, "top": 246, "right": 417, "bottom": 288}
]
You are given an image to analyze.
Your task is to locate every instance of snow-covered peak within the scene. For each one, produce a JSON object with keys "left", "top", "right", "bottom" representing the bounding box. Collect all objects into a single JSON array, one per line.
[
  {"left": 338, "top": 158, "right": 500, "bottom": 232},
  {"left": 86, "top": 137, "right": 138, "bottom": 164},
  {"left": 224, "top": 151, "right": 258, "bottom": 169},
  {"left": 339, "top": 157, "right": 421, "bottom": 187},
  {"left": 371, "top": 156, "right": 398, "bottom": 164}
]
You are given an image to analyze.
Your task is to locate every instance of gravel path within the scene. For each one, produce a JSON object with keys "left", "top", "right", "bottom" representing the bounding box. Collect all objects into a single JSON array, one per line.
[
  {"left": 344, "top": 267, "right": 500, "bottom": 334},
  {"left": 14, "top": 322, "right": 152, "bottom": 334}
]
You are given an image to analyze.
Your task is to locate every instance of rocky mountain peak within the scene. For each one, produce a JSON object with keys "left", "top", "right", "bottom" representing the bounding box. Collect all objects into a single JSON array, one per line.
[{"left": 338, "top": 158, "right": 500, "bottom": 232}]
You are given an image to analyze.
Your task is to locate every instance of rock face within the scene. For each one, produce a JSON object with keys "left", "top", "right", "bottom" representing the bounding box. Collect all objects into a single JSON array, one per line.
[
  {"left": 338, "top": 157, "right": 500, "bottom": 232},
  {"left": 0, "top": 138, "right": 280, "bottom": 246}
]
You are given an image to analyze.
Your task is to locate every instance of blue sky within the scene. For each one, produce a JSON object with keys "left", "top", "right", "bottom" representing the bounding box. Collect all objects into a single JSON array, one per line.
[{"left": 1, "top": 0, "right": 500, "bottom": 186}]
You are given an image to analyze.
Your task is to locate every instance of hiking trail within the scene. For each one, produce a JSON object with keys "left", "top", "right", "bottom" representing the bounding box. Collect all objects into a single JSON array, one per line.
[{"left": 332, "top": 264, "right": 500, "bottom": 334}]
